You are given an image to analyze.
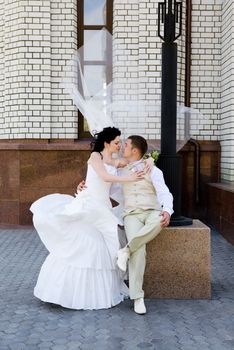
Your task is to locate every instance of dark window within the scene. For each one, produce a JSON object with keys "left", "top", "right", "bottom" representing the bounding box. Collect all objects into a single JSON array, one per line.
[{"left": 78, "top": 0, "right": 113, "bottom": 138}]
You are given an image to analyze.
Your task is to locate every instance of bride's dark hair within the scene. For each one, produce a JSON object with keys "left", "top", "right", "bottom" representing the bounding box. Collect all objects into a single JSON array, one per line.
[{"left": 90, "top": 127, "right": 121, "bottom": 153}]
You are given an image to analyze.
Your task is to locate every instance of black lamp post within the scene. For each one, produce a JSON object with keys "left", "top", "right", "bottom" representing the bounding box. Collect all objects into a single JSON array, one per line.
[{"left": 157, "top": 0, "right": 192, "bottom": 226}]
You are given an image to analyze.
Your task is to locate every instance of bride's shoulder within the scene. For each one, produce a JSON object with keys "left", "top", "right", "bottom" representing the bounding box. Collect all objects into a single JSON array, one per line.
[{"left": 88, "top": 152, "right": 103, "bottom": 164}]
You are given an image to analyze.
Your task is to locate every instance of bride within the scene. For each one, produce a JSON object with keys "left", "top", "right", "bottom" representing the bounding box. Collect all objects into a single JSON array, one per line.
[{"left": 30, "top": 127, "right": 145, "bottom": 310}]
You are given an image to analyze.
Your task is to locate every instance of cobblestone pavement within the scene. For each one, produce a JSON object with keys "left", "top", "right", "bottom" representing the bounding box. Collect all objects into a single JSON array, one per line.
[{"left": 0, "top": 227, "right": 233, "bottom": 350}]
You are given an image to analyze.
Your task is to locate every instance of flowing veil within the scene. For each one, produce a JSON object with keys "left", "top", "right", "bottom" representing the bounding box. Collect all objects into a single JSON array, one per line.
[{"left": 61, "top": 29, "right": 206, "bottom": 152}]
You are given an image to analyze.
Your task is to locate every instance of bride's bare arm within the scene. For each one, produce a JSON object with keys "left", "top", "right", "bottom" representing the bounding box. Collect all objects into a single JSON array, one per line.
[
  {"left": 89, "top": 152, "right": 144, "bottom": 183},
  {"left": 116, "top": 158, "right": 128, "bottom": 168},
  {"left": 104, "top": 157, "right": 128, "bottom": 168}
]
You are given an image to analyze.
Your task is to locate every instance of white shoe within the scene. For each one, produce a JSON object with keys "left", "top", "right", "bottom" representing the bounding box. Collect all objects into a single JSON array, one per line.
[
  {"left": 117, "top": 246, "right": 130, "bottom": 272},
  {"left": 134, "top": 298, "right": 146, "bottom": 315}
]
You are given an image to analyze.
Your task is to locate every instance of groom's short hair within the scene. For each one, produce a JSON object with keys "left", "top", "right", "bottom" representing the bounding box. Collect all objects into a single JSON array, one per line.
[{"left": 128, "top": 135, "right": 148, "bottom": 157}]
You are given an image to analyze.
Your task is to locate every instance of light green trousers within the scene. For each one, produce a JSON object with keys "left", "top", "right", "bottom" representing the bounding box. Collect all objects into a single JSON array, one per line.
[{"left": 124, "top": 209, "right": 162, "bottom": 300}]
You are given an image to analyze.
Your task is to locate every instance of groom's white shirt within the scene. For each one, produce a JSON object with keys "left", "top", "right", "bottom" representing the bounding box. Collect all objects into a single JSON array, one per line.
[{"left": 110, "top": 159, "right": 174, "bottom": 217}]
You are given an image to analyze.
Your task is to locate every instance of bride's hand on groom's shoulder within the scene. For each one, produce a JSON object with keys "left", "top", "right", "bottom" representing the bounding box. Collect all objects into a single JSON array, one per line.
[
  {"left": 129, "top": 170, "right": 145, "bottom": 182},
  {"left": 77, "top": 180, "right": 87, "bottom": 193},
  {"left": 143, "top": 157, "right": 154, "bottom": 173},
  {"left": 116, "top": 158, "right": 128, "bottom": 168}
]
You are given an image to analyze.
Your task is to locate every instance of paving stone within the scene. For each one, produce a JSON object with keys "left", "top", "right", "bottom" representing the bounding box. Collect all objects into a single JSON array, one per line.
[
  {"left": 137, "top": 342, "right": 154, "bottom": 348},
  {"left": 67, "top": 344, "right": 83, "bottom": 350},
  {"left": 8, "top": 343, "right": 26, "bottom": 350},
  {"left": 0, "top": 228, "right": 233, "bottom": 350},
  {"left": 38, "top": 341, "right": 54, "bottom": 349}
]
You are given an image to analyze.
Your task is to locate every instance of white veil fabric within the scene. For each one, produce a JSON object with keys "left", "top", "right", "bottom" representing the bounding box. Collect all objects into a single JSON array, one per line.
[{"left": 61, "top": 29, "right": 206, "bottom": 152}]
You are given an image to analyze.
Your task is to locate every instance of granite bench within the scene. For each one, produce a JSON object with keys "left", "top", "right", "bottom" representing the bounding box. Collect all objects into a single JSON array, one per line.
[{"left": 143, "top": 220, "right": 211, "bottom": 299}]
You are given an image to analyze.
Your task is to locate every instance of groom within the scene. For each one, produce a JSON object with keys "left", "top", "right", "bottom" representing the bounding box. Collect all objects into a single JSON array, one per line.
[
  {"left": 78, "top": 135, "right": 173, "bottom": 314},
  {"left": 116, "top": 135, "right": 173, "bottom": 314}
]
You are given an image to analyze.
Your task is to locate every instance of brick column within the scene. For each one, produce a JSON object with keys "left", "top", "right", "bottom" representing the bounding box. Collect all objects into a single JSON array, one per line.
[
  {"left": 0, "top": 0, "right": 77, "bottom": 140},
  {"left": 190, "top": 0, "right": 222, "bottom": 141},
  {"left": 220, "top": 0, "right": 234, "bottom": 183}
]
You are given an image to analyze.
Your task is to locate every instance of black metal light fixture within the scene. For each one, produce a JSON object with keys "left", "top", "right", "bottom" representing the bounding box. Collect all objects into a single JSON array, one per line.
[{"left": 157, "top": 0, "right": 192, "bottom": 226}]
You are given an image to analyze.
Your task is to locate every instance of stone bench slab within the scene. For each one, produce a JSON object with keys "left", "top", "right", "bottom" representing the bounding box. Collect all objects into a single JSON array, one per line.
[{"left": 144, "top": 220, "right": 211, "bottom": 299}]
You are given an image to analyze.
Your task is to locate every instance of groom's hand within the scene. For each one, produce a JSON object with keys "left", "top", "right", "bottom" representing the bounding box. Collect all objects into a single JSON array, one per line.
[{"left": 160, "top": 211, "right": 170, "bottom": 228}]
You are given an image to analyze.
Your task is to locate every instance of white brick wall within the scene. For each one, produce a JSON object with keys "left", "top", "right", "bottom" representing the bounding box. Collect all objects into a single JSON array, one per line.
[
  {"left": 190, "top": 0, "right": 222, "bottom": 141},
  {"left": 0, "top": 0, "right": 77, "bottom": 139},
  {"left": 0, "top": 0, "right": 26, "bottom": 139},
  {"left": 0, "top": 0, "right": 4, "bottom": 136},
  {"left": 51, "top": 0, "right": 78, "bottom": 138},
  {"left": 189, "top": 0, "right": 234, "bottom": 183},
  {"left": 220, "top": 0, "right": 234, "bottom": 182}
]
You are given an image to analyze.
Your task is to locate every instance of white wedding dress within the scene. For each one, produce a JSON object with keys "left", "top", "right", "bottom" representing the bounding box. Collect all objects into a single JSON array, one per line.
[{"left": 30, "top": 163, "right": 128, "bottom": 310}]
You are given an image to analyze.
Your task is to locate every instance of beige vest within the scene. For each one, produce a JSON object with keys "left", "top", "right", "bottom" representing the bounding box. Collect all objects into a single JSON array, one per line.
[{"left": 122, "top": 164, "right": 162, "bottom": 215}]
